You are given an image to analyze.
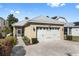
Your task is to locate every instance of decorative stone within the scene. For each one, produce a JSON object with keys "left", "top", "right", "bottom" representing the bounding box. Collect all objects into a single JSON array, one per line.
[{"left": 11, "top": 46, "right": 26, "bottom": 56}]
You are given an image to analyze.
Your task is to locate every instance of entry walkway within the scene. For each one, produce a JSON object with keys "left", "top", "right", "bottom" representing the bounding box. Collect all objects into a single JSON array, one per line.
[
  {"left": 16, "top": 37, "right": 26, "bottom": 46},
  {"left": 16, "top": 37, "right": 26, "bottom": 50},
  {"left": 11, "top": 37, "right": 27, "bottom": 56}
]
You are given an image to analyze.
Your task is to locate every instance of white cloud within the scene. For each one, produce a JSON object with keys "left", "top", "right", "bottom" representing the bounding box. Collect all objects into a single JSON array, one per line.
[
  {"left": 10, "top": 10, "right": 20, "bottom": 14},
  {"left": 10, "top": 10, "right": 14, "bottom": 13},
  {"left": 15, "top": 11, "right": 20, "bottom": 14},
  {"left": 76, "top": 5, "right": 79, "bottom": 9},
  {"left": 47, "top": 3, "right": 66, "bottom": 7},
  {"left": 60, "top": 3, "right": 66, "bottom": 6}
]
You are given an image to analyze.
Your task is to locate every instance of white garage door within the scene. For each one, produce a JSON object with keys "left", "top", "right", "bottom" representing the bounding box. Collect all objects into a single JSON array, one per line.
[{"left": 37, "top": 27, "right": 60, "bottom": 42}]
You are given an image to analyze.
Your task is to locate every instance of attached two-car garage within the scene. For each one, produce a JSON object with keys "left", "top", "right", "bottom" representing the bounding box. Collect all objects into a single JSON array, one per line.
[
  {"left": 37, "top": 27, "right": 60, "bottom": 42},
  {"left": 12, "top": 16, "right": 64, "bottom": 43}
]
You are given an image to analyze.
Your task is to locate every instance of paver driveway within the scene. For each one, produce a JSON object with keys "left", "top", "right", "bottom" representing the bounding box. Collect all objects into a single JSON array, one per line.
[{"left": 25, "top": 40, "right": 79, "bottom": 56}]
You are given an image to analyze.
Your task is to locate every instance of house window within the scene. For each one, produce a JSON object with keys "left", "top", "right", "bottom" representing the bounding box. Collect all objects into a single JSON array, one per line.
[
  {"left": 17, "top": 29, "right": 22, "bottom": 36},
  {"left": 18, "top": 29, "right": 21, "bottom": 34},
  {"left": 64, "top": 27, "right": 67, "bottom": 35}
]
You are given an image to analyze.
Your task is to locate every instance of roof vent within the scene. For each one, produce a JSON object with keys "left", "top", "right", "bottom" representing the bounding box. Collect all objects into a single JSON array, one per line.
[{"left": 51, "top": 16, "right": 58, "bottom": 19}]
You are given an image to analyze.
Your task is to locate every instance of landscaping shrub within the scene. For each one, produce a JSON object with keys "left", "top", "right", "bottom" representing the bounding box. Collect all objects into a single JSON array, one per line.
[
  {"left": 32, "top": 38, "right": 39, "bottom": 44},
  {"left": 2, "top": 46, "right": 11, "bottom": 56},
  {"left": 22, "top": 36, "right": 30, "bottom": 45},
  {"left": 0, "top": 39, "right": 12, "bottom": 56},
  {"left": 0, "top": 33, "right": 3, "bottom": 39},
  {"left": 65, "top": 35, "right": 79, "bottom": 42},
  {"left": 0, "top": 35, "right": 17, "bottom": 56},
  {"left": 6, "top": 33, "right": 12, "bottom": 37},
  {"left": 0, "top": 45, "right": 2, "bottom": 56},
  {"left": 72, "top": 36, "right": 79, "bottom": 41},
  {"left": 0, "top": 40, "right": 4, "bottom": 46},
  {"left": 5, "top": 36, "right": 17, "bottom": 46},
  {"left": 66, "top": 35, "right": 72, "bottom": 41},
  {"left": 23, "top": 36, "right": 39, "bottom": 45}
]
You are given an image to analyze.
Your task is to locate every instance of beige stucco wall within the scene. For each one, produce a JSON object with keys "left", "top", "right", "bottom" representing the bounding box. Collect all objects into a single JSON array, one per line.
[
  {"left": 24, "top": 23, "right": 64, "bottom": 43},
  {"left": 13, "top": 23, "right": 64, "bottom": 43}
]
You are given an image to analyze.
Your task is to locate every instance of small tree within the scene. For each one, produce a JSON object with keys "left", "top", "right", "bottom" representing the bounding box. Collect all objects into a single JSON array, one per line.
[
  {"left": 25, "top": 17, "right": 29, "bottom": 19},
  {"left": 46, "top": 16, "right": 49, "bottom": 18},
  {"left": 2, "top": 26, "right": 10, "bottom": 37},
  {"left": 7, "top": 14, "right": 18, "bottom": 31}
]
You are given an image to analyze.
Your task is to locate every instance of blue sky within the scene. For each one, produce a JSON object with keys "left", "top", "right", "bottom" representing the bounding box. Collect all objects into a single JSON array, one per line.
[{"left": 0, "top": 3, "right": 79, "bottom": 22}]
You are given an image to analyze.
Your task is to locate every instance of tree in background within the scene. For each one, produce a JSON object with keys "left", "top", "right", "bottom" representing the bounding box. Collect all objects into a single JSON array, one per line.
[
  {"left": 25, "top": 17, "right": 29, "bottom": 19},
  {"left": 46, "top": 16, "right": 49, "bottom": 18},
  {"left": 7, "top": 14, "right": 18, "bottom": 31},
  {"left": 51, "top": 16, "right": 57, "bottom": 19}
]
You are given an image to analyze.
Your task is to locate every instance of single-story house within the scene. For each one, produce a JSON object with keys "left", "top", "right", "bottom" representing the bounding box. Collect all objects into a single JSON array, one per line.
[
  {"left": 64, "top": 23, "right": 79, "bottom": 36},
  {"left": 12, "top": 16, "right": 64, "bottom": 43},
  {"left": 63, "top": 22, "right": 79, "bottom": 41},
  {"left": 52, "top": 16, "right": 79, "bottom": 37}
]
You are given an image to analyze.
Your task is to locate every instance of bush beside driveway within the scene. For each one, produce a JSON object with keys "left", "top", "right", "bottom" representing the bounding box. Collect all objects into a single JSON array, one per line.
[
  {"left": 0, "top": 36, "right": 17, "bottom": 56},
  {"left": 65, "top": 35, "right": 79, "bottom": 42},
  {"left": 25, "top": 40, "right": 79, "bottom": 56}
]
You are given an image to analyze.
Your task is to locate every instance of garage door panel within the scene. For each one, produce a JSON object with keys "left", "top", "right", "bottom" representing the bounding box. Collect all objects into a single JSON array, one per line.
[
  {"left": 37, "top": 27, "right": 60, "bottom": 42},
  {"left": 37, "top": 29, "right": 46, "bottom": 42}
]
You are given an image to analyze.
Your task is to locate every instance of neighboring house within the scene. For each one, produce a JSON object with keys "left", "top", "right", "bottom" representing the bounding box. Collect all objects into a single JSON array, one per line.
[
  {"left": 0, "top": 17, "right": 9, "bottom": 32},
  {"left": 55, "top": 16, "right": 79, "bottom": 36},
  {"left": 12, "top": 16, "right": 64, "bottom": 43},
  {"left": 64, "top": 23, "right": 79, "bottom": 36}
]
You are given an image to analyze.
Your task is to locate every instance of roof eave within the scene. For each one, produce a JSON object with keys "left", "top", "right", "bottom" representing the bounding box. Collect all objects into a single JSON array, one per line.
[{"left": 29, "top": 22, "right": 64, "bottom": 25}]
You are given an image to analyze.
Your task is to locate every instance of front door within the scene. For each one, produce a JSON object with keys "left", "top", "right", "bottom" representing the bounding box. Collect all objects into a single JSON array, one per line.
[{"left": 16, "top": 29, "right": 22, "bottom": 37}]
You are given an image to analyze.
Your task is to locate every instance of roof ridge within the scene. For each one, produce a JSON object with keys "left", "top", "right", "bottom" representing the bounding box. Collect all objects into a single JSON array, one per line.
[{"left": 29, "top": 15, "right": 49, "bottom": 21}]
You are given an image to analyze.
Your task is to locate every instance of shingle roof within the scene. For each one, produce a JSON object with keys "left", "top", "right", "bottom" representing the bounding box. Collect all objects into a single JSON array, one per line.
[
  {"left": 29, "top": 16, "right": 64, "bottom": 24},
  {"left": 12, "top": 20, "right": 28, "bottom": 26},
  {"left": 64, "top": 22, "right": 79, "bottom": 27},
  {"left": 64, "top": 22, "right": 75, "bottom": 27},
  {"left": 12, "top": 16, "right": 64, "bottom": 26},
  {"left": 0, "top": 17, "right": 5, "bottom": 20}
]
